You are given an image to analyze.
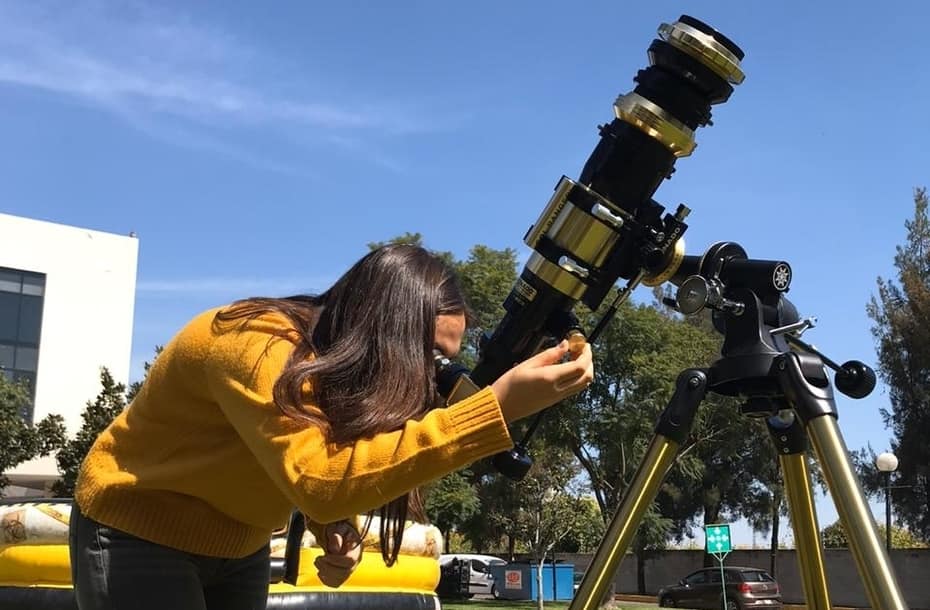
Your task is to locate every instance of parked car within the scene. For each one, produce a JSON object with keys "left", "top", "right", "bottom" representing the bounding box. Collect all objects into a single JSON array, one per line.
[
  {"left": 657, "top": 566, "right": 782, "bottom": 609},
  {"left": 438, "top": 554, "right": 507, "bottom": 598}
]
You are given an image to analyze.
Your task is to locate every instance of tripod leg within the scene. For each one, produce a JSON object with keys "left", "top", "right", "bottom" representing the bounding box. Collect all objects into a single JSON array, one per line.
[
  {"left": 777, "top": 352, "right": 908, "bottom": 610},
  {"left": 569, "top": 369, "right": 708, "bottom": 610},
  {"left": 767, "top": 414, "right": 831, "bottom": 610},
  {"left": 807, "top": 416, "right": 907, "bottom": 609}
]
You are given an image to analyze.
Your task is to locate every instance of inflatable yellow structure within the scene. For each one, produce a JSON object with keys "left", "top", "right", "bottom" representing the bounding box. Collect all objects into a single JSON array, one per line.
[{"left": 0, "top": 499, "right": 443, "bottom": 609}]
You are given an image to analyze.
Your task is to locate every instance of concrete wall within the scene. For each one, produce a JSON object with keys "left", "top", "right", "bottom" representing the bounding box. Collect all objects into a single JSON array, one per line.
[
  {"left": 0, "top": 213, "right": 138, "bottom": 487},
  {"left": 524, "top": 548, "right": 930, "bottom": 609}
]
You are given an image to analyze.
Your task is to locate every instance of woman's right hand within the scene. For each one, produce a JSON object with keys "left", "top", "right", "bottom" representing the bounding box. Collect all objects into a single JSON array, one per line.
[{"left": 490, "top": 340, "right": 594, "bottom": 423}]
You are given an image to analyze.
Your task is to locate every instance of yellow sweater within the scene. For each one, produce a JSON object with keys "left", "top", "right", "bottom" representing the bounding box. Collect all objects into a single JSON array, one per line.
[{"left": 75, "top": 307, "right": 512, "bottom": 558}]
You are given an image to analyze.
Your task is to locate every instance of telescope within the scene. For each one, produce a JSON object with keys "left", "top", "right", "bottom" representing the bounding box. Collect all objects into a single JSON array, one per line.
[
  {"left": 436, "top": 15, "right": 910, "bottom": 610},
  {"left": 436, "top": 15, "right": 745, "bottom": 477}
]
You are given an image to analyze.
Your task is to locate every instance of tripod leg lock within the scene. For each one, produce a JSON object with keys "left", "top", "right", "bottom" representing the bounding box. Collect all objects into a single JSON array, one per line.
[{"left": 655, "top": 368, "right": 708, "bottom": 444}]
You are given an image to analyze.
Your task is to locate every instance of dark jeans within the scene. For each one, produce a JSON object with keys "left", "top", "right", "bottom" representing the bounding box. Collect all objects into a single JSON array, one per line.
[{"left": 69, "top": 505, "right": 270, "bottom": 610}]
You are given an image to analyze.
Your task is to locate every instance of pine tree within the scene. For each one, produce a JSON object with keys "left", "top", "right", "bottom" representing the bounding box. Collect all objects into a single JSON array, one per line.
[{"left": 866, "top": 187, "right": 930, "bottom": 538}]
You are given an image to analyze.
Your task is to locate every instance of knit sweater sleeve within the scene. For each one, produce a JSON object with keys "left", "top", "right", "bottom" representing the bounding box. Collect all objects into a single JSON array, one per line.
[{"left": 204, "top": 315, "right": 513, "bottom": 525}]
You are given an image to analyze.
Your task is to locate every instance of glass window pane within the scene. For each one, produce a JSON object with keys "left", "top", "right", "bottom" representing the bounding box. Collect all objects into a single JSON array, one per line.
[
  {"left": 22, "top": 273, "right": 45, "bottom": 297},
  {"left": 0, "top": 343, "right": 13, "bottom": 368},
  {"left": 18, "top": 295, "right": 43, "bottom": 344},
  {"left": 0, "top": 269, "right": 21, "bottom": 294},
  {"left": 15, "top": 346, "right": 38, "bottom": 371},
  {"left": 0, "top": 293, "right": 19, "bottom": 342},
  {"left": 686, "top": 572, "right": 706, "bottom": 584}
]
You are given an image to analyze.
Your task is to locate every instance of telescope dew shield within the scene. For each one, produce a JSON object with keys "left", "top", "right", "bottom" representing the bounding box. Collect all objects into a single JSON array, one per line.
[{"left": 470, "top": 15, "right": 745, "bottom": 387}]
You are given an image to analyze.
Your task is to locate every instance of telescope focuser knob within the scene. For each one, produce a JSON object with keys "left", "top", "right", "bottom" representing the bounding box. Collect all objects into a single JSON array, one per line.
[{"left": 676, "top": 275, "right": 744, "bottom": 316}]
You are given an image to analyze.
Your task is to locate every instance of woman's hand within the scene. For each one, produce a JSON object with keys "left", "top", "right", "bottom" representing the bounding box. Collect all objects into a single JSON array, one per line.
[
  {"left": 490, "top": 339, "right": 594, "bottom": 423},
  {"left": 313, "top": 520, "right": 363, "bottom": 588}
]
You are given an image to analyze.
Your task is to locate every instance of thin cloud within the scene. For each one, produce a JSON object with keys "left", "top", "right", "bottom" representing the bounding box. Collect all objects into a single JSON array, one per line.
[
  {"left": 0, "top": 3, "right": 450, "bottom": 167},
  {"left": 326, "top": 135, "right": 407, "bottom": 174},
  {"left": 117, "top": 110, "right": 315, "bottom": 177}
]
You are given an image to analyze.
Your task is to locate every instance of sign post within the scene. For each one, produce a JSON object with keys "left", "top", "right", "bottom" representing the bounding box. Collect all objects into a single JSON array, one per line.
[{"left": 705, "top": 524, "right": 732, "bottom": 609}]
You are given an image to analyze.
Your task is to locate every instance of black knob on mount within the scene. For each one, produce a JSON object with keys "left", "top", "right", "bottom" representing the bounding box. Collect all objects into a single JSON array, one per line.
[
  {"left": 491, "top": 446, "right": 533, "bottom": 481},
  {"left": 834, "top": 360, "right": 877, "bottom": 399}
]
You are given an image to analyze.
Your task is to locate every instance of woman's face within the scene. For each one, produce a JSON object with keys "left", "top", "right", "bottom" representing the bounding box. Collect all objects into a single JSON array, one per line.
[{"left": 435, "top": 313, "right": 466, "bottom": 358}]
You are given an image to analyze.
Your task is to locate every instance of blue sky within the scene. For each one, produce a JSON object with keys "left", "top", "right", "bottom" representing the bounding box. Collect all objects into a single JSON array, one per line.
[{"left": 2, "top": 1, "right": 927, "bottom": 545}]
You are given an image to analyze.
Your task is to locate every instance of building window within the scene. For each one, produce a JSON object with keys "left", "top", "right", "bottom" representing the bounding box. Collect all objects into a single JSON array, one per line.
[{"left": 0, "top": 266, "right": 45, "bottom": 423}]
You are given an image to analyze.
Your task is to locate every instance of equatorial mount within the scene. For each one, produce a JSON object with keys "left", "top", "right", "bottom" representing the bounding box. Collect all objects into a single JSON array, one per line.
[{"left": 664, "top": 241, "right": 876, "bottom": 413}]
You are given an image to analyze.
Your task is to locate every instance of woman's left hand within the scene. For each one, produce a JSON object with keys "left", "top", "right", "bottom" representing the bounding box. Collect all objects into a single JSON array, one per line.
[{"left": 313, "top": 520, "right": 363, "bottom": 587}]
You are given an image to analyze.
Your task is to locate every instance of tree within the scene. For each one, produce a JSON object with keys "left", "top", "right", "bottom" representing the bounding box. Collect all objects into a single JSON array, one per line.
[
  {"left": 821, "top": 519, "right": 927, "bottom": 549},
  {"left": 52, "top": 368, "right": 128, "bottom": 497},
  {"left": 508, "top": 443, "right": 589, "bottom": 610},
  {"left": 867, "top": 187, "right": 930, "bottom": 539},
  {"left": 453, "top": 244, "right": 519, "bottom": 366},
  {"left": 734, "top": 433, "right": 786, "bottom": 576},
  {"left": 127, "top": 346, "right": 163, "bottom": 402},
  {"left": 0, "top": 376, "right": 66, "bottom": 496},
  {"left": 424, "top": 470, "right": 480, "bottom": 552},
  {"left": 52, "top": 346, "right": 162, "bottom": 497},
  {"left": 461, "top": 470, "right": 525, "bottom": 556},
  {"left": 553, "top": 495, "right": 605, "bottom": 553}
]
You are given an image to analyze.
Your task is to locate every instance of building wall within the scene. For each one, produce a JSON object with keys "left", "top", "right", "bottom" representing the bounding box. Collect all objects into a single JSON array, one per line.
[{"left": 0, "top": 213, "right": 138, "bottom": 487}]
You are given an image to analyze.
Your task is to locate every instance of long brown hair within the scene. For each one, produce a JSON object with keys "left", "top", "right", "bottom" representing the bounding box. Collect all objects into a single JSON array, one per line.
[{"left": 215, "top": 244, "right": 467, "bottom": 564}]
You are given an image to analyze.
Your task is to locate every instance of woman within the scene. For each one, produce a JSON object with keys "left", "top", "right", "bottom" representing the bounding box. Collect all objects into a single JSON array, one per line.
[{"left": 69, "top": 244, "right": 593, "bottom": 610}]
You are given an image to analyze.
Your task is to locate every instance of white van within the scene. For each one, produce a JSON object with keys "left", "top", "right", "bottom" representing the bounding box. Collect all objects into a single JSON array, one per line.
[{"left": 439, "top": 553, "right": 507, "bottom": 598}]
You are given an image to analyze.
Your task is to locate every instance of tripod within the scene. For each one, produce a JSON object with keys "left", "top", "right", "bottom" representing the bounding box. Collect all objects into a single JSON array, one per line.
[{"left": 568, "top": 272, "right": 908, "bottom": 609}]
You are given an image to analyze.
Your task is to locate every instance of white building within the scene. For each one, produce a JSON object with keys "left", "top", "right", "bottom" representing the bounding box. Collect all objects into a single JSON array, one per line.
[{"left": 0, "top": 213, "right": 138, "bottom": 495}]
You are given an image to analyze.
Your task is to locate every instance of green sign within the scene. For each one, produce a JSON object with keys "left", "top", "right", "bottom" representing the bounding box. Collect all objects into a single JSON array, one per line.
[{"left": 705, "top": 524, "right": 732, "bottom": 554}]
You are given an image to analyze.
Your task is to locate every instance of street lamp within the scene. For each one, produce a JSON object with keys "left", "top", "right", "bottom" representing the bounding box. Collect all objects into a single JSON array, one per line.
[{"left": 875, "top": 452, "right": 898, "bottom": 552}]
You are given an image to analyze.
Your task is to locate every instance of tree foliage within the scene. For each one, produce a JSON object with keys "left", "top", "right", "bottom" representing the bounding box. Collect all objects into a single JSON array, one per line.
[
  {"left": 127, "top": 346, "right": 163, "bottom": 402},
  {"left": 866, "top": 187, "right": 930, "bottom": 539},
  {"left": 508, "top": 443, "right": 591, "bottom": 610},
  {"left": 52, "top": 368, "right": 128, "bottom": 497},
  {"left": 51, "top": 347, "right": 161, "bottom": 497},
  {"left": 423, "top": 470, "right": 480, "bottom": 552},
  {"left": 821, "top": 519, "right": 927, "bottom": 549},
  {"left": 0, "top": 376, "right": 66, "bottom": 495}
]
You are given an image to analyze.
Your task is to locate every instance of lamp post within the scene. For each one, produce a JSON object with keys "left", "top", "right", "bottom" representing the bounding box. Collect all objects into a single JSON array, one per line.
[{"left": 875, "top": 452, "right": 898, "bottom": 552}]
